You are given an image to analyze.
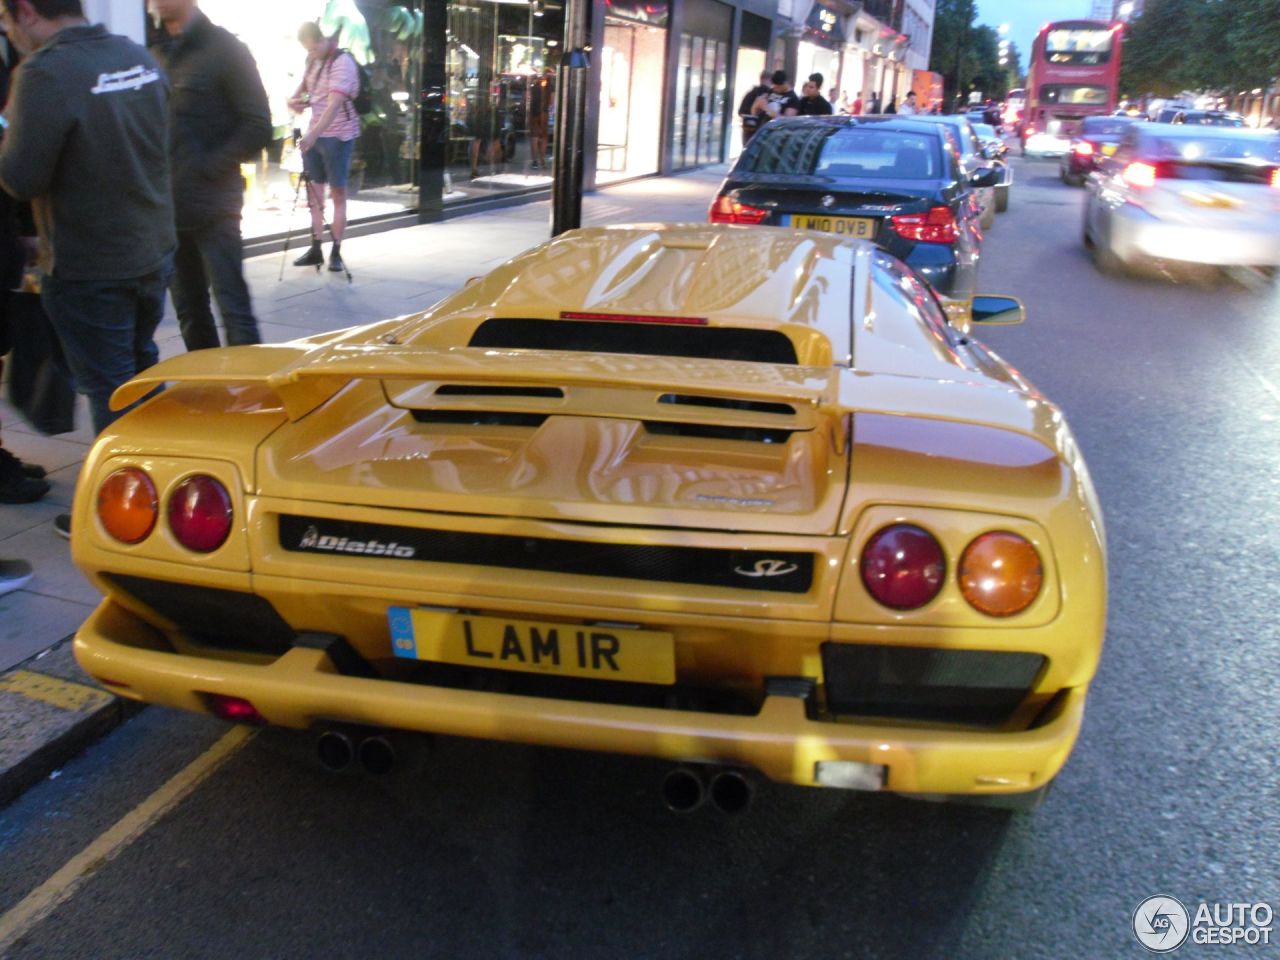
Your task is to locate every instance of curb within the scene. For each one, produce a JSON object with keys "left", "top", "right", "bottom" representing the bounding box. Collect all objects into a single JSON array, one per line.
[{"left": 0, "top": 637, "right": 142, "bottom": 808}]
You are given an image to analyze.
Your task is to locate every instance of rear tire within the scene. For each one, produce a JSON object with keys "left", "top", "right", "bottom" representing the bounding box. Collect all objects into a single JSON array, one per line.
[{"left": 1085, "top": 217, "right": 1126, "bottom": 276}]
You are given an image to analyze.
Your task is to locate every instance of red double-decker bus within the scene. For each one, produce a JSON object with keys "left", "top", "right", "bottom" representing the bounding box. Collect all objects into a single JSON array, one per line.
[{"left": 1022, "top": 20, "right": 1124, "bottom": 158}]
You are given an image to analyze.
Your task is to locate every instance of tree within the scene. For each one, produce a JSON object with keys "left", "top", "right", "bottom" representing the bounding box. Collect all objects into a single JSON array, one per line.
[
  {"left": 1121, "top": 0, "right": 1280, "bottom": 98},
  {"left": 1120, "top": 0, "right": 1204, "bottom": 96},
  {"left": 1219, "top": 0, "right": 1280, "bottom": 91},
  {"left": 929, "top": 0, "right": 978, "bottom": 107}
]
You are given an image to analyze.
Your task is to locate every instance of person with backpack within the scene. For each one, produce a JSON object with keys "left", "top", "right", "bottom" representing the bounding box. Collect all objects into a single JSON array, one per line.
[
  {"left": 150, "top": 0, "right": 271, "bottom": 350},
  {"left": 288, "top": 21, "right": 360, "bottom": 274}
]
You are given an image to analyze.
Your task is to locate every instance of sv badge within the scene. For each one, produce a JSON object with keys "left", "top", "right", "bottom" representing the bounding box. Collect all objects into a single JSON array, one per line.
[{"left": 734, "top": 558, "right": 800, "bottom": 578}]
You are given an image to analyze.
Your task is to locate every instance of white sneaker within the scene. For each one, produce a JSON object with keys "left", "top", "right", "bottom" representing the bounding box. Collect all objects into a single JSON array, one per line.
[{"left": 0, "top": 559, "right": 33, "bottom": 597}]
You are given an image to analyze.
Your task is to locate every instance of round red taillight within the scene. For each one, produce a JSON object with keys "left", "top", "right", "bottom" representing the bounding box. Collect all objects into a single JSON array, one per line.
[
  {"left": 859, "top": 523, "right": 945, "bottom": 610},
  {"left": 97, "top": 468, "right": 158, "bottom": 544},
  {"left": 167, "top": 475, "right": 232, "bottom": 552},
  {"left": 958, "top": 531, "right": 1043, "bottom": 617}
]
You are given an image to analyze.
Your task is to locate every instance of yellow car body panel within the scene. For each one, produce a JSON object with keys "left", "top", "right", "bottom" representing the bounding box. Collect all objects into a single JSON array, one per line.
[{"left": 72, "top": 225, "right": 1107, "bottom": 799}]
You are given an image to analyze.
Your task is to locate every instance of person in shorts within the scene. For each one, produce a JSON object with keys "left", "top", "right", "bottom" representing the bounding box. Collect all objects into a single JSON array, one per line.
[{"left": 288, "top": 21, "right": 359, "bottom": 273}]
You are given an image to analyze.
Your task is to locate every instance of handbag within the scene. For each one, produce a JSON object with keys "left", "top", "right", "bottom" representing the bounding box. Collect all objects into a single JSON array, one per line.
[{"left": 5, "top": 290, "right": 76, "bottom": 435}]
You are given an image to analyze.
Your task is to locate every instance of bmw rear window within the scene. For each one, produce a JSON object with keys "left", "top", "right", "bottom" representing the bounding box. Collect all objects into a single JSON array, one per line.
[
  {"left": 1144, "top": 134, "right": 1280, "bottom": 182},
  {"left": 1081, "top": 117, "right": 1135, "bottom": 137},
  {"left": 741, "top": 126, "right": 942, "bottom": 180}
]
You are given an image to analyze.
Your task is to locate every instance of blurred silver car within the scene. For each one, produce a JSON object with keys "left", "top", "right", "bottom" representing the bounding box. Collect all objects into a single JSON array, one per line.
[
  {"left": 912, "top": 114, "right": 999, "bottom": 228},
  {"left": 1083, "top": 124, "right": 1280, "bottom": 278},
  {"left": 972, "top": 122, "right": 1013, "bottom": 212}
]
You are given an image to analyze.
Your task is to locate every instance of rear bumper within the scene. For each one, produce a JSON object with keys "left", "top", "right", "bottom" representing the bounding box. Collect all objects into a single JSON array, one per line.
[
  {"left": 76, "top": 598, "right": 1087, "bottom": 796},
  {"left": 1024, "top": 134, "right": 1070, "bottom": 158},
  {"left": 1115, "top": 208, "right": 1280, "bottom": 266}
]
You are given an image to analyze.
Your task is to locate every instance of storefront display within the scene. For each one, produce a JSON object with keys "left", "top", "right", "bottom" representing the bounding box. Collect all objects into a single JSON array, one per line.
[
  {"left": 597, "top": 18, "right": 666, "bottom": 183},
  {"left": 445, "top": 0, "right": 561, "bottom": 200},
  {"left": 149, "top": 0, "right": 425, "bottom": 240}
]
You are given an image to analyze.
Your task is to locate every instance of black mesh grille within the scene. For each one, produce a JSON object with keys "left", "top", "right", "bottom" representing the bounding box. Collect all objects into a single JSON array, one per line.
[
  {"left": 821, "top": 644, "right": 1045, "bottom": 727},
  {"left": 102, "top": 574, "right": 295, "bottom": 655},
  {"left": 279, "top": 515, "right": 815, "bottom": 593}
]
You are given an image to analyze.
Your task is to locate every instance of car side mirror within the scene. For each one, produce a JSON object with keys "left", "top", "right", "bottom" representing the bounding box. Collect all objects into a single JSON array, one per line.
[
  {"left": 970, "top": 167, "right": 1000, "bottom": 188},
  {"left": 971, "top": 295, "right": 1025, "bottom": 325}
]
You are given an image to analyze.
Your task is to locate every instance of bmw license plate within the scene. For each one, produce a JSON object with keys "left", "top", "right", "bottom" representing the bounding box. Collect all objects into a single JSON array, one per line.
[
  {"left": 388, "top": 607, "right": 675, "bottom": 684},
  {"left": 790, "top": 214, "right": 875, "bottom": 238}
]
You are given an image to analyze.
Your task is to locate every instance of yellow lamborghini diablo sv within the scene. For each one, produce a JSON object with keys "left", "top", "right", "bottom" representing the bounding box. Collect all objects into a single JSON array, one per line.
[{"left": 71, "top": 225, "right": 1105, "bottom": 809}]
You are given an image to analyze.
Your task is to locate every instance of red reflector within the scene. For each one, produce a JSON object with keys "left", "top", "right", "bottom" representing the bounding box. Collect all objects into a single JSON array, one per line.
[
  {"left": 1072, "top": 141, "right": 1094, "bottom": 156},
  {"left": 1123, "top": 161, "right": 1157, "bottom": 188},
  {"left": 205, "top": 694, "right": 266, "bottom": 725},
  {"left": 708, "top": 195, "right": 769, "bottom": 225},
  {"left": 558, "top": 310, "right": 708, "bottom": 325},
  {"left": 167, "top": 474, "right": 233, "bottom": 552},
  {"left": 890, "top": 205, "right": 958, "bottom": 244}
]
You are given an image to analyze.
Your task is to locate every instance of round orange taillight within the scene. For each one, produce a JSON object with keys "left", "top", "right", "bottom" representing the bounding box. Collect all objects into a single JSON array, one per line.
[
  {"left": 97, "top": 468, "right": 158, "bottom": 544},
  {"left": 958, "top": 531, "right": 1043, "bottom": 617}
]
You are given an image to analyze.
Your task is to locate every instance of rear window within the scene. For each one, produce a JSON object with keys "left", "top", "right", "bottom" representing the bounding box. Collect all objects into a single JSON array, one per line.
[
  {"left": 1143, "top": 134, "right": 1280, "bottom": 183},
  {"left": 1081, "top": 117, "right": 1134, "bottom": 137},
  {"left": 468, "top": 318, "right": 799, "bottom": 364},
  {"left": 1179, "top": 112, "right": 1245, "bottom": 127},
  {"left": 741, "top": 126, "right": 942, "bottom": 180}
]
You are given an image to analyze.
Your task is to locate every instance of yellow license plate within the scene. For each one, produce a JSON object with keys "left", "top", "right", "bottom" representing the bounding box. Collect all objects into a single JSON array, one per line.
[
  {"left": 791, "top": 214, "right": 875, "bottom": 238},
  {"left": 1101, "top": 143, "right": 1118, "bottom": 156},
  {"left": 388, "top": 607, "right": 675, "bottom": 684}
]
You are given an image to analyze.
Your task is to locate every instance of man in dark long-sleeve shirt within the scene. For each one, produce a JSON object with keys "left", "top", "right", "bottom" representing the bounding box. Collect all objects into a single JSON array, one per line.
[
  {"left": 151, "top": 0, "right": 271, "bottom": 350},
  {"left": 0, "top": 0, "right": 174, "bottom": 441}
]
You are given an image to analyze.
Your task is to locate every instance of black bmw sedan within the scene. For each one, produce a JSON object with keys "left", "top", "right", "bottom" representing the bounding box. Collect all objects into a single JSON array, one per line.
[
  {"left": 1060, "top": 115, "right": 1144, "bottom": 186},
  {"left": 709, "top": 116, "right": 998, "bottom": 299}
]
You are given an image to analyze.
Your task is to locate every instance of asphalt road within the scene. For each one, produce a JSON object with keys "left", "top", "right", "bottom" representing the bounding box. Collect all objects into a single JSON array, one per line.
[{"left": 2, "top": 158, "right": 1278, "bottom": 959}]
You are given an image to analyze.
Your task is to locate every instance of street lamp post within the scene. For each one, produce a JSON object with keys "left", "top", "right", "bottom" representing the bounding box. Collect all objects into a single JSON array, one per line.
[{"left": 551, "top": 0, "right": 593, "bottom": 236}]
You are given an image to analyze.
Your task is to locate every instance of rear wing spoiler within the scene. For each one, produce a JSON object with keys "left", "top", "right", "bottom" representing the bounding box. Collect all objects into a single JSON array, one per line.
[{"left": 111, "top": 342, "right": 1059, "bottom": 454}]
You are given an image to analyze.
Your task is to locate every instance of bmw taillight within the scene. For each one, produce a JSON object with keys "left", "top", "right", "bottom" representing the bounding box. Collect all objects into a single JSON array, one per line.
[
  {"left": 957, "top": 531, "right": 1043, "bottom": 617},
  {"left": 890, "top": 206, "right": 958, "bottom": 244},
  {"left": 860, "top": 524, "right": 946, "bottom": 610},
  {"left": 1123, "top": 161, "right": 1157, "bottom": 188},
  {"left": 97, "top": 467, "right": 158, "bottom": 544},
  {"left": 168, "top": 474, "right": 232, "bottom": 552},
  {"left": 1270, "top": 167, "right": 1279, "bottom": 190},
  {"left": 1072, "top": 141, "right": 1094, "bottom": 156},
  {"left": 709, "top": 195, "right": 769, "bottom": 225}
]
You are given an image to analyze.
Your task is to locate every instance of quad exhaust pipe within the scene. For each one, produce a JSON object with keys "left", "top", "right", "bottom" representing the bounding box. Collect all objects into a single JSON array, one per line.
[
  {"left": 662, "top": 765, "right": 754, "bottom": 815},
  {"left": 317, "top": 729, "right": 397, "bottom": 774}
]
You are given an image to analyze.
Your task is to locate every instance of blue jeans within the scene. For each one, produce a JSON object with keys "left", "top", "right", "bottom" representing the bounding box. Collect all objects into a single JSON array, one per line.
[
  {"left": 41, "top": 260, "right": 170, "bottom": 435},
  {"left": 302, "top": 136, "right": 355, "bottom": 189},
  {"left": 171, "top": 217, "right": 260, "bottom": 351}
]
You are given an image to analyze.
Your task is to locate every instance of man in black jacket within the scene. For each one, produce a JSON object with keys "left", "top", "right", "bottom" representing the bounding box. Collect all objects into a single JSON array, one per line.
[{"left": 151, "top": 0, "right": 270, "bottom": 351}]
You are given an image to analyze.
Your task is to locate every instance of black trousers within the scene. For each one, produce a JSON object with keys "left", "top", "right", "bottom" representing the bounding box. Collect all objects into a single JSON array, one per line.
[{"left": 170, "top": 216, "right": 260, "bottom": 351}]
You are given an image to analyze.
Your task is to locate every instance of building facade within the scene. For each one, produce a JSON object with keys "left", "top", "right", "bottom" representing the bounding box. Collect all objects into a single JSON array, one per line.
[{"left": 109, "top": 0, "right": 917, "bottom": 241}]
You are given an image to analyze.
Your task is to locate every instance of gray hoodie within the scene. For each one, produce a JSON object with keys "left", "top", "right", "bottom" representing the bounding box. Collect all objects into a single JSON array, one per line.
[{"left": 0, "top": 24, "right": 175, "bottom": 282}]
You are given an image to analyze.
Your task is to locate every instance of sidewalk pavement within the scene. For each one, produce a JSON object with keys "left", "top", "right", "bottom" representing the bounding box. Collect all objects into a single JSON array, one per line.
[{"left": 0, "top": 166, "right": 727, "bottom": 806}]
